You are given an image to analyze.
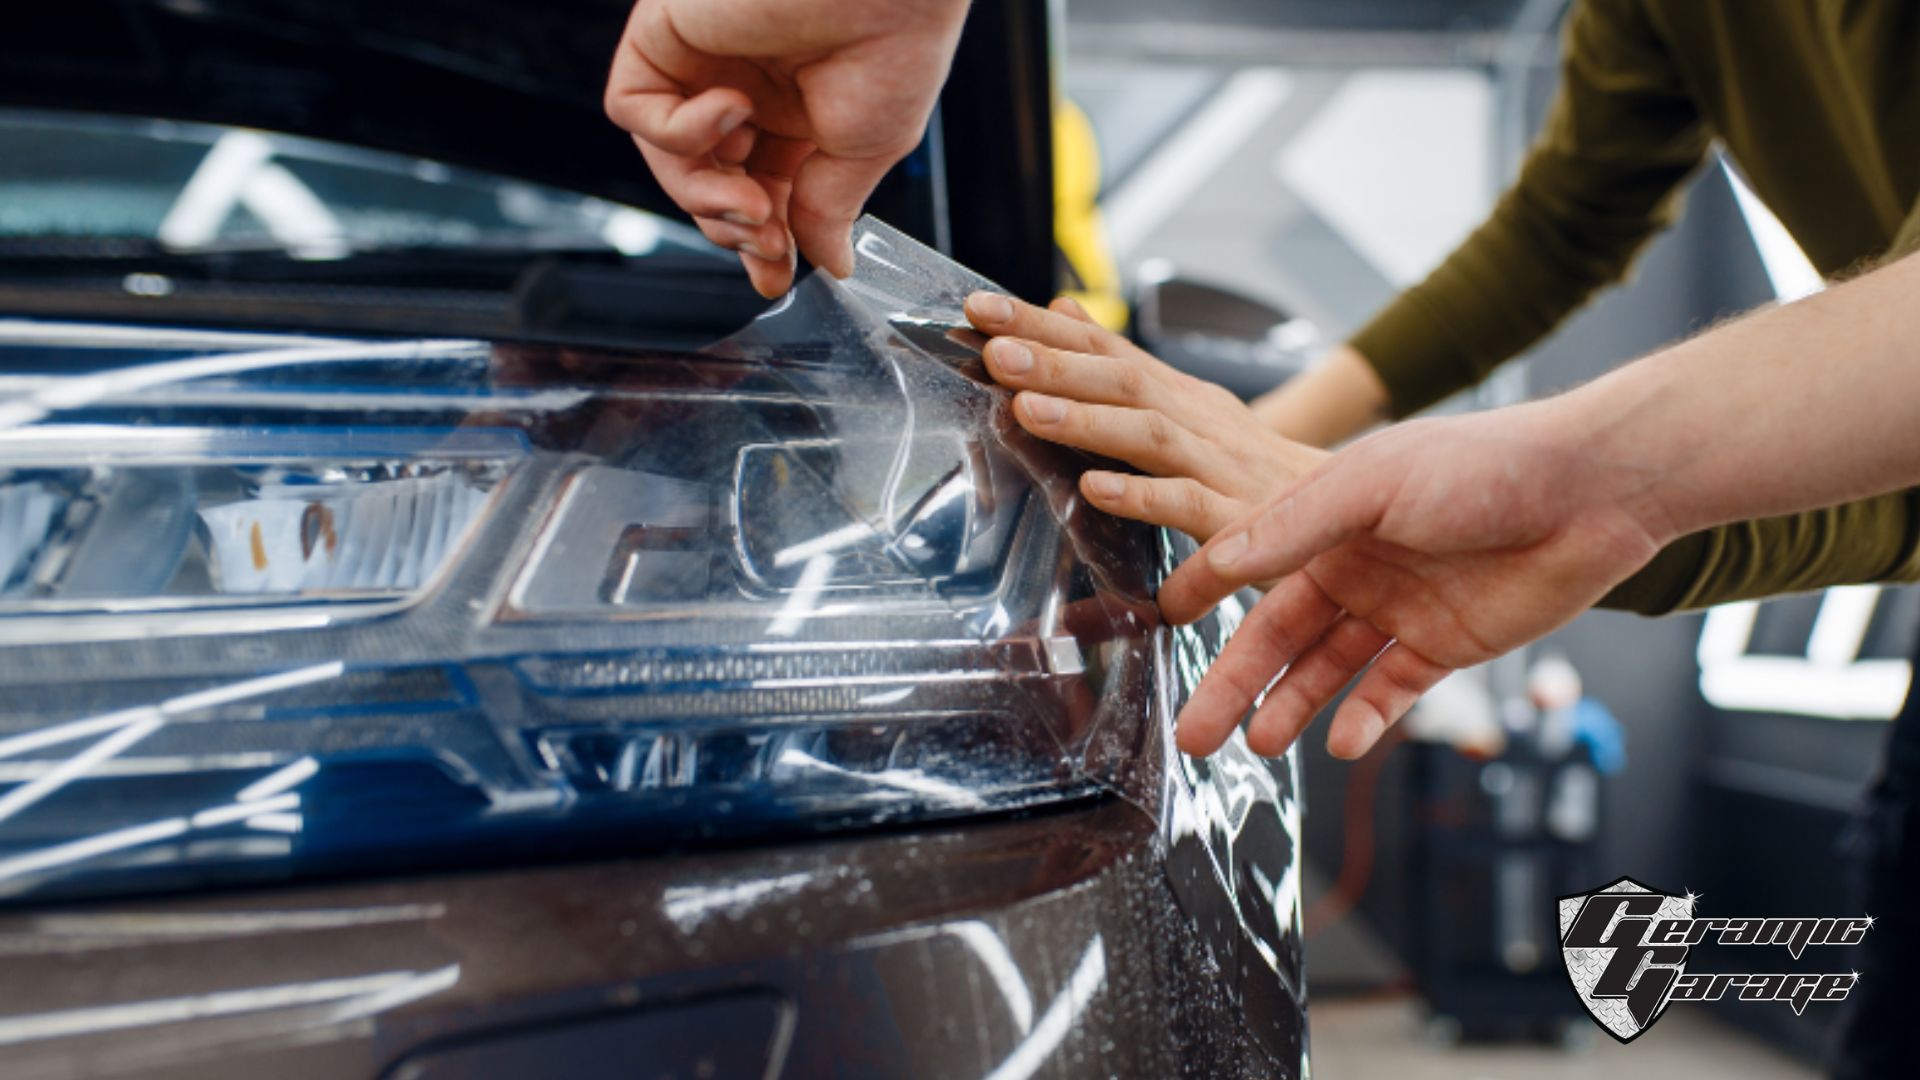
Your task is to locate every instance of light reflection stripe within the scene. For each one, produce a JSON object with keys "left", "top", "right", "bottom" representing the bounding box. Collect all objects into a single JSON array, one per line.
[
  {"left": 947, "top": 921, "right": 1035, "bottom": 1035},
  {"left": 28, "top": 904, "right": 444, "bottom": 939},
  {"left": 0, "top": 818, "right": 191, "bottom": 886},
  {"left": 190, "top": 792, "right": 298, "bottom": 829},
  {"left": 0, "top": 716, "right": 163, "bottom": 824},
  {"left": 235, "top": 757, "right": 318, "bottom": 803},
  {"left": 982, "top": 934, "right": 1107, "bottom": 1080},
  {"left": 764, "top": 555, "right": 834, "bottom": 637},
  {"left": 0, "top": 341, "right": 481, "bottom": 431},
  {"left": 854, "top": 921, "right": 1038, "bottom": 1037},
  {"left": 243, "top": 812, "right": 303, "bottom": 834},
  {"left": 0, "top": 707, "right": 153, "bottom": 762},
  {"left": 319, "top": 964, "right": 461, "bottom": 1024},
  {"left": 771, "top": 521, "right": 876, "bottom": 568},
  {"left": 161, "top": 663, "right": 344, "bottom": 715},
  {"left": 0, "top": 664, "right": 343, "bottom": 832},
  {"left": 0, "top": 795, "right": 294, "bottom": 886},
  {"left": 0, "top": 663, "right": 344, "bottom": 764},
  {"left": 773, "top": 749, "right": 983, "bottom": 809},
  {"left": 0, "top": 318, "right": 350, "bottom": 350},
  {"left": 0, "top": 967, "right": 455, "bottom": 1046}
]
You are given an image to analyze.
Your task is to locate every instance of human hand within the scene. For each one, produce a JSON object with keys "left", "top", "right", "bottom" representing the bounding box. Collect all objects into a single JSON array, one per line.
[
  {"left": 963, "top": 291, "right": 1329, "bottom": 541},
  {"left": 1160, "top": 402, "right": 1675, "bottom": 760},
  {"left": 605, "top": 0, "right": 969, "bottom": 297},
  {"left": 1246, "top": 343, "right": 1394, "bottom": 449}
]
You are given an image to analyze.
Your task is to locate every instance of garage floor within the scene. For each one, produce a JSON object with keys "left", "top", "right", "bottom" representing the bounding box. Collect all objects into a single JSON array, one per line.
[{"left": 1310, "top": 997, "right": 1819, "bottom": 1080}]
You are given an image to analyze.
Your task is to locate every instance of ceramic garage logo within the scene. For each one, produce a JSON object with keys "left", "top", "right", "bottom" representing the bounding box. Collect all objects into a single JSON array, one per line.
[{"left": 1557, "top": 876, "right": 1871, "bottom": 1042}]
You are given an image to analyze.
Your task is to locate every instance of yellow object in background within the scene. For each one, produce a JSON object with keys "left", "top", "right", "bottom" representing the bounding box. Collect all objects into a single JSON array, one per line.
[{"left": 1053, "top": 99, "right": 1129, "bottom": 332}]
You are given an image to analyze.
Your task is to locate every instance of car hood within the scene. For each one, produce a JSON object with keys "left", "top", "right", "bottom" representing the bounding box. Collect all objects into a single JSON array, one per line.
[{"left": 5, "top": 0, "right": 675, "bottom": 220}]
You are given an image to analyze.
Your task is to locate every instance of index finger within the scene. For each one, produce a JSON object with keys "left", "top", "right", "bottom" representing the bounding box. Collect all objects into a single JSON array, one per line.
[
  {"left": 1158, "top": 457, "right": 1384, "bottom": 624},
  {"left": 605, "top": 4, "right": 751, "bottom": 153},
  {"left": 964, "top": 292, "right": 1110, "bottom": 357},
  {"left": 606, "top": 7, "right": 773, "bottom": 225},
  {"left": 1173, "top": 572, "right": 1343, "bottom": 756}
]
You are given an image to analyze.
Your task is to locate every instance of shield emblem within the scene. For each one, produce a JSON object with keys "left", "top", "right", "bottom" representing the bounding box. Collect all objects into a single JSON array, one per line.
[{"left": 1557, "top": 876, "right": 1695, "bottom": 1042}]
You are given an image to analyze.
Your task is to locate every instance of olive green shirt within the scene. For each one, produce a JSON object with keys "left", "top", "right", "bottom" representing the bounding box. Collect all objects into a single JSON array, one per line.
[{"left": 1348, "top": 0, "right": 1920, "bottom": 614}]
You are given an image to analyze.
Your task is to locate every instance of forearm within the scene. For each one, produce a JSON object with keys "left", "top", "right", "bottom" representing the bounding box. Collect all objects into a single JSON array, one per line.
[
  {"left": 1250, "top": 344, "right": 1392, "bottom": 447},
  {"left": 1557, "top": 251, "right": 1920, "bottom": 543}
]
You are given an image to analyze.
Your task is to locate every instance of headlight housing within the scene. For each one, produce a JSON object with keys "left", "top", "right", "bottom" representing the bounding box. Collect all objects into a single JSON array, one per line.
[{"left": 0, "top": 220, "right": 1162, "bottom": 902}]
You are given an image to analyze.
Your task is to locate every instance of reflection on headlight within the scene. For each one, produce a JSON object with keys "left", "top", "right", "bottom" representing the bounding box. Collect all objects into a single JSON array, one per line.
[
  {"left": 200, "top": 471, "right": 487, "bottom": 595},
  {"left": 0, "top": 481, "right": 62, "bottom": 596},
  {"left": 0, "top": 429, "right": 518, "bottom": 621},
  {"left": 0, "top": 221, "right": 1167, "bottom": 906}
]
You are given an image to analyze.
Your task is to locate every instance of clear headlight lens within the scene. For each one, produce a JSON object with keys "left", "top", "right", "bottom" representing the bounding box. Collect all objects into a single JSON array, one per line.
[
  {"left": 0, "top": 428, "right": 519, "bottom": 616},
  {"left": 0, "top": 220, "right": 1161, "bottom": 903},
  {"left": 200, "top": 469, "right": 492, "bottom": 596}
]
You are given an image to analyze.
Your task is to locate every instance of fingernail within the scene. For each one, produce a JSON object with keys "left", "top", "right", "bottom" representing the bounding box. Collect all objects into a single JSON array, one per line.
[
  {"left": 1086, "top": 473, "right": 1125, "bottom": 499},
  {"left": 1022, "top": 394, "right": 1066, "bottom": 424},
  {"left": 1209, "top": 532, "right": 1250, "bottom": 569},
  {"left": 970, "top": 293, "right": 1014, "bottom": 324},
  {"left": 740, "top": 241, "right": 771, "bottom": 261},
  {"left": 718, "top": 106, "right": 751, "bottom": 135},
  {"left": 992, "top": 340, "right": 1034, "bottom": 374},
  {"left": 722, "top": 211, "right": 762, "bottom": 227}
]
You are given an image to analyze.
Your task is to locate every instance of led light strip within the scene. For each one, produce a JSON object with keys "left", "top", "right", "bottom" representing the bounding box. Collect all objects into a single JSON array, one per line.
[{"left": 1696, "top": 588, "right": 1910, "bottom": 720}]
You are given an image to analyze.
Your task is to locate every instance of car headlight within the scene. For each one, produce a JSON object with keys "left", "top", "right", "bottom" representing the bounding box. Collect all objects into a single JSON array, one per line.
[{"left": 0, "top": 220, "right": 1162, "bottom": 902}]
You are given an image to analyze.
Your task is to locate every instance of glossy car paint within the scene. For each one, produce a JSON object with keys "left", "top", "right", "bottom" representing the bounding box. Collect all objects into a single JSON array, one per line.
[
  {"left": 0, "top": 615, "right": 1304, "bottom": 1077},
  {"left": 0, "top": 224, "right": 1307, "bottom": 1077},
  {"left": 0, "top": 779, "right": 1300, "bottom": 1079},
  {"left": 0, "top": 1, "right": 1307, "bottom": 1072}
]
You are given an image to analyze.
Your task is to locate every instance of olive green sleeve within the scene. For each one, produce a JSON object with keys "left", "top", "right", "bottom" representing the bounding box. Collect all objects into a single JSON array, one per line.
[
  {"left": 1890, "top": 196, "right": 1920, "bottom": 261},
  {"left": 1600, "top": 205, "right": 1920, "bottom": 616},
  {"left": 1348, "top": 0, "right": 1713, "bottom": 418},
  {"left": 1598, "top": 490, "right": 1920, "bottom": 615}
]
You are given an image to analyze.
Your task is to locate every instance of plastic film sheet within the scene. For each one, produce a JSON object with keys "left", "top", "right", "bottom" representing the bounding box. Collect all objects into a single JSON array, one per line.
[
  {"left": 0, "top": 217, "right": 1307, "bottom": 1072},
  {"left": 0, "top": 218, "right": 1164, "bottom": 902}
]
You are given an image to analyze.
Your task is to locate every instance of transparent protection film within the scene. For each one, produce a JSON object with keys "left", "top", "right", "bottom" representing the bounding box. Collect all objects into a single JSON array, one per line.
[{"left": 0, "top": 218, "right": 1166, "bottom": 903}]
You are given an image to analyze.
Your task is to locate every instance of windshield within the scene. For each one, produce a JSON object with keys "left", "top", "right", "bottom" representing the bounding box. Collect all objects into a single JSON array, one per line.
[{"left": 0, "top": 108, "right": 720, "bottom": 260}]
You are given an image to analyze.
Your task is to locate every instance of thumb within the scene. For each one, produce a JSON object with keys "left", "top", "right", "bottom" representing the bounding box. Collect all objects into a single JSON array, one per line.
[{"left": 787, "top": 151, "right": 902, "bottom": 278}]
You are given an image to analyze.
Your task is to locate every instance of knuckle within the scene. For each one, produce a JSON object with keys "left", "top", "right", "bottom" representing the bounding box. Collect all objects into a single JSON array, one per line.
[
  {"left": 1248, "top": 625, "right": 1302, "bottom": 673},
  {"left": 1373, "top": 657, "right": 1426, "bottom": 701},
  {"left": 1297, "top": 657, "right": 1342, "bottom": 701},
  {"left": 1114, "top": 362, "right": 1148, "bottom": 403},
  {"left": 1328, "top": 631, "right": 1379, "bottom": 670},
  {"left": 1263, "top": 495, "right": 1299, "bottom": 535},
  {"left": 1255, "top": 687, "right": 1303, "bottom": 729},
  {"left": 1223, "top": 664, "right": 1278, "bottom": 708},
  {"left": 1180, "top": 481, "right": 1212, "bottom": 521},
  {"left": 1143, "top": 413, "right": 1178, "bottom": 451},
  {"left": 1040, "top": 348, "right": 1070, "bottom": 387},
  {"left": 1090, "top": 324, "right": 1125, "bottom": 355},
  {"left": 1201, "top": 382, "right": 1242, "bottom": 411}
]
